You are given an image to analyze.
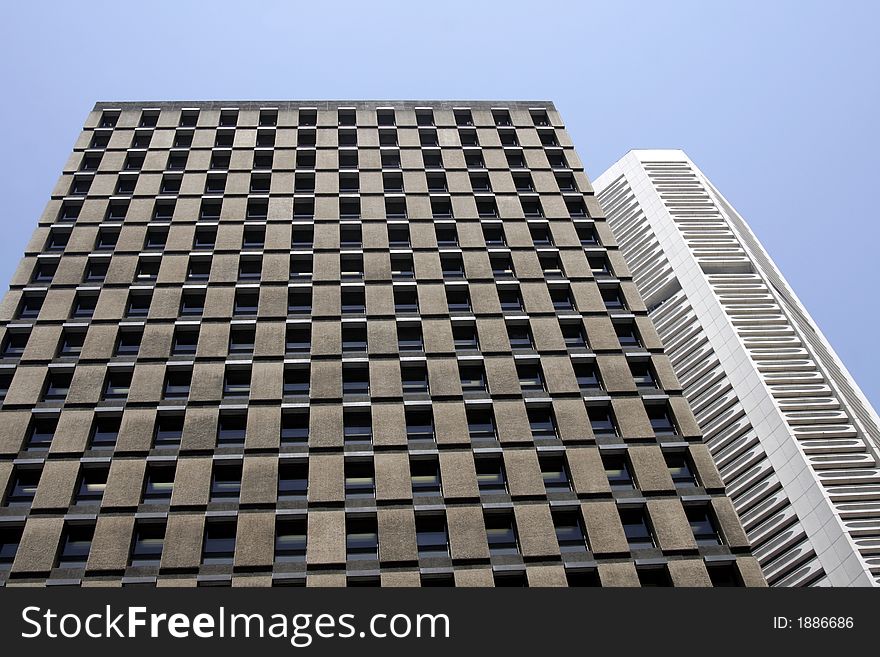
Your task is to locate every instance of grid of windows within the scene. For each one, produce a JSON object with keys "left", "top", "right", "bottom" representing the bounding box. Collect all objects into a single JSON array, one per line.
[{"left": 0, "top": 101, "right": 757, "bottom": 588}]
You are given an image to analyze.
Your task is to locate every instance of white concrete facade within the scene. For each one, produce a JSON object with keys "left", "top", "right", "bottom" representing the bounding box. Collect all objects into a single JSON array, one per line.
[{"left": 594, "top": 150, "right": 880, "bottom": 586}]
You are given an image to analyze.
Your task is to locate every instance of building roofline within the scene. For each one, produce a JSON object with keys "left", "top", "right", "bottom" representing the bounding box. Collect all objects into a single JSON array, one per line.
[{"left": 92, "top": 100, "right": 558, "bottom": 111}]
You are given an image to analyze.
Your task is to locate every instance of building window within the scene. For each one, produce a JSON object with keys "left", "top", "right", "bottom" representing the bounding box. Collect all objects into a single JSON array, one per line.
[
  {"left": 342, "top": 287, "right": 366, "bottom": 314},
  {"left": 171, "top": 327, "right": 199, "bottom": 355},
  {"left": 388, "top": 224, "right": 411, "bottom": 247},
  {"left": 46, "top": 229, "right": 70, "bottom": 251},
  {"left": 57, "top": 523, "right": 94, "bottom": 567},
  {"left": 540, "top": 454, "right": 571, "bottom": 491},
  {"left": 26, "top": 415, "right": 57, "bottom": 451},
  {"left": 71, "top": 293, "right": 98, "bottom": 319},
  {"left": 452, "top": 323, "right": 479, "bottom": 350},
  {"left": 528, "top": 406, "right": 558, "bottom": 439},
  {"left": 476, "top": 456, "right": 507, "bottom": 493},
  {"left": 490, "top": 254, "right": 515, "bottom": 279},
  {"left": 281, "top": 410, "right": 309, "bottom": 445},
  {"left": 431, "top": 197, "right": 452, "bottom": 218},
  {"left": 553, "top": 510, "right": 589, "bottom": 553},
  {"left": 126, "top": 291, "right": 152, "bottom": 318},
  {"left": 343, "top": 409, "right": 372, "bottom": 445},
  {"left": 143, "top": 463, "right": 175, "bottom": 500},
  {"left": 145, "top": 227, "right": 169, "bottom": 250},
  {"left": 589, "top": 255, "right": 612, "bottom": 277},
  {"left": 566, "top": 568, "right": 601, "bottom": 587},
  {"left": 342, "top": 364, "right": 370, "bottom": 395},
  {"left": 620, "top": 508, "right": 655, "bottom": 549},
  {"left": 498, "top": 288, "right": 524, "bottom": 313},
  {"left": 344, "top": 460, "right": 375, "bottom": 499},
  {"left": 278, "top": 461, "right": 308, "bottom": 500},
  {"left": 687, "top": 505, "right": 723, "bottom": 545},
  {"left": 202, "top": 519, "right": 237, "bottom": 564},
  {"left": 103, "top": 371, "right": 132, "bottom": 400},
  {"left": 339, "top": 198, "right": 360, "bottom": 219},
  {"left": 288, "top": 288, "right": 312, "bottom": 315},
  {"left": 601, "top": 286, "right": 626, "bottom": 310},
  {"left": 416, "top": 515, "right": 449, "bottom": 558},
  {"left": 217, "top": 412, "right": 247, "bottom": 446},
  {"left": 275, "top": 518, "right": 307, "bottom": 562},
  {"left": 90, "top": 415, "right": 120, "bottom": 450},
  {"left": 517, "top": 362, "right": 546, "bottom": 392},
  {"left": 179, "top": 290, "right": 206, "bottom": 316},
  {"left": 340, "top": 254, "right": 364, "bottom": 280},
  {"left": 187, "top": 257, "right": 212, "bottom": 280},
  {"left": 4, "top": 467, "right": 40, "bottom": 506},
  {"left": 573, "top": 361, "right": 602, "bottom": 390},
  {"left": 459, "top": 362, "right": 487, "bottom": 392},
  {"left": 223, "top": 367, "right": 251, "bottom": 398},
  {"left": 381, "top": 149, "right": 401, "bottom": 168},
  {"left": 485, "top": 512, "right": 519, "bottom": 556},
  {"left": 58, "top": 329, "right": 86, "bottom": 357},
  {"left": 405, "top": 408, "right": 434, "bottom": 441},
  {"left": 163, "top": 369, "right": 192, "bottom": 399},
  {"left": 233, "top": 290, "right": 259, "bottom": 316},
  {"left": 467, "top": 406, "right": 497, "bottom": 440},
  {"left": 346, "top": 516, "right": 379, "bottom": 561},
  {"left": 401, "top": 363, "right": 429, "bottom": 394},
  {"left": 210, "top": 462, "right": 242, "bottom": 501},
  {"left": 588, "top": 404, "right": 618, "bottom": 437},
  {"left": 707, "top": 562, "right": 743, "bottom": 587},
  {"left": 285, "top": 326, "right": 311, "bottom": 355},
  {"left": 393, "top": 287, "right": 418, "bottom": 314},
  {"left": 0, "top": 525, "right": 23, "bottom": 565},
  {"left": 292, "top": 223, "right": 314, "bottom": 248},
  {"left": 193, "top": 227, "right": 217, "bottom": 250},
  {"left": 228, "top": 326, "right": 256, "bottom": 354},
  {"left": 435, "top": 223, "right": 458, "bottom": 247},
  {"left": 576, "top": 222, "right": 599, "bottom": 245},
  {"left": 383, "top": 172, "right": 404, "bottom": 191},
  {"left": 666, "top": 452, "right": 699, "bottom": 488},
  {"left": 549, "top": 286, "right": 575, "bottom": 311},
  {"left": 153, "top": 414, "right": 183, "bottom": 447},
  {"left": 238, "top": 256, "right": 262, "bottom": 280},
  {"left": 411, "top": 458, "right": 442, "bottom": 497},
  {"left": 75, "top": 466, "right": 108, "bottom": 503},
  {"left": 42, "top": 370, "right": 72, "bottom": 401},
  {"left": 603, "top": 454, "right": 634, "bottom": 490},
  {"left": 210, "top": 151, "right": 230, "bottom": 170},
  {"left": 397, "top": 323, "right": 423, "bottom": 351},
  {"left": 630, "top": 361, "right": 657, "bottom": 388},
  {"left": 3, "top": 331, "right": 30, "bottom": 358},
  {"left": 646, "top": 403, "right": 678, "bottom": 436},
  {"left": 130, "top": 521, "right": 165, "bottom": 566}
]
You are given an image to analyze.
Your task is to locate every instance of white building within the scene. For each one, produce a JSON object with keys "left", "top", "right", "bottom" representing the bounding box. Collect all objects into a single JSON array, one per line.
[{"left": 594, "top": 150, "right": 880, "bottom": 586}]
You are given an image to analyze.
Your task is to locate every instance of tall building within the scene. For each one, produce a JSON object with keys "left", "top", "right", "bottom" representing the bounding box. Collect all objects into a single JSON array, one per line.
[
  {"left": 0, "top": 103, "right": 762, "bottom": 587},
  {"left": 595, "top": 149, "right": 880, "bottom": 586}
]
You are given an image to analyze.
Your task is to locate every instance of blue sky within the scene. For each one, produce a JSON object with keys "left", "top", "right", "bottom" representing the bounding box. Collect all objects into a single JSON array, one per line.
[{"left": 1, "top": 0, "right": 878, "bottom": 408}]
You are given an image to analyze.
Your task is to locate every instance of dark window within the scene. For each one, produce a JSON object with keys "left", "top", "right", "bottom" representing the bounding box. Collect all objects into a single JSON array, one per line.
[
  {"left": 103, "top": 371, "right": 131, "bottom": 400},
  {"left": 106, "top": 200, "right": 130, "bottom": 220},
  {"left": 99, "top": 111, "right": 119, "bottom": 128},
  {"left": 145, "top": 227, "right": 169, "bottom": 250},
  {"left": 621, "top": 508, "right": 655, "bottom": 549},
  {"left": 431, "top": 197, "right": 452, "bottom": 218},
  {"left": 228, "top": 326, "right": 256, "bottom": 354},
  {"left": 452, "top": 323, "right": 479, "bottom": 350},
  {"left": 70, "top": 176, "right": 92, "bottom": 196},
  {"left": 295, "top": 151, "right": 316, "bottom": 171},
  {"left": 390, "top": 253, "right": 415, "bottom": 279},
  {"left": 506, "top": 150, "right": 526, "bottom": 168},
  {"left": 294, "top": 173, "right": 315, "bottom": 193},
  {"left": 459, "top": 362, "right": 487, "bottom": 392},
  {"left": 211, "top": 462, "right": 242, "bottom": 500},
  {"left": 566, "top": 198, "right": 588, "bottom": 217},
  {"left": 3, "top": 331, "right": 29, "bottom": 358},
  {"left": 630, "top": 361, "right": 657, "bottom": 388},
  {"left": 588, "top": 255, "right": 612, "bottom": 277},
  {"left": 291, "top": 225, "right": 314, "bottom": 248},
  {"left": 130, "top": 521, "right": 165, "bottom": 565},
  {"left": 549, "top": 286, "right": 575, "bottom": 311},
  {"left": 539, "top": 130, "right": 559, "bottom": 147},
  {"left": 160, "top": 175, "right": 181, "bottom": 194},
  {"left": 210, "top": 151, "right": 230, "bottom": 169},
  {"left": 445, "top": 286, "right": 471, "bottom": 312},
  {"left": 378, "top": 129, "right": 397, "bottom": 147},
  {"left": 666, "top": 452, "right": 699, "bottom": 488},
  {"left": 95, "top": 228, "right": 118, "bottom": 250},
  {"left": 341, "top": 287, "right": 366, "bottom": 314},
  {"left": 281, "top": 410, "right": 309, "bottom": 445},
  {"left": 205, "top": 174, "right": 226, "bottom": 194},
  {"left": 393, "top": 287, "right": 418, "bottom": 314},
  {"left": 405, "top": 408, "right": 434, "bottom": 441},
  {"left": 687, "top": 506, "right": 722, "bottom": 545},
  {"left": 214, "top": 129, "right": 234, "bottom": 147},
  {"left": 84, "top": 259, "right": 108, "bottom": 282},
  {"left": 166, "top": 152, "right": 186, "bottom": 170},
  {"left": 475, "top": 197, "right": 496, "bottom": 217},
  {"left": 566, "top": 568, "right": 601, "bottom": 587},
  {"left": 339, "top": 130, "right": 358, "bottom": 147},
  {"left": 18, "top": 294, "right": 44, "bottom": 319},
  {"left": 285, "top": 325, "right": 311, "bottom": 354},
  {"left": 467, "top": 406, "right": 496, "bottom": 440},
  {"left": 285, "top": 364, "right": 312, "bottom": 398},
  {"left": 388, "top": 224, "right": 411, "bottom": 247},
  {"left": 707, "top": 563, "right": 743, "bottom": 587},
  {"left": 476, "top": 457, "right": 507, "bottom": 493},
  {"left": 254, "top": 152, "right": 274, "bottom": 169},
  {"left": 517, "top": 362, "right": 545, "bottom": 392},
  {"left": 342, "top": 364, "right": 370, "bottom": 395},
  {"left": 401, "top": 363, "right": 429, "bottom": 393},
  {"left": 90, "top": 415, "right": 120, "bottom": 449},
  {"left": 143, "top": 464, "right": 175, "bottom": 500},
  {"left": 411, "top": 458, "right": 442, "bottom": 497},
  {"left": 275, "top": 518, "right": 307, "bottom": 562},
  {"left": 200, "top": 199, "right": 222, "bottom": 220},
  {"left": 528, "top": 406, "right": 558, "bottom": 439},
  {"left": 289, "top": 254, "right": 313, "bottom": 279},
  {"left": 553, "top": 510, "right": 589, "bottom": 553},
  {"left": 603, "top": 454, "right": 634, "bottom": 490},
  {"left": 57, "top": 523, "right": 94, "bottom": 567},
  {"left": 346, "top": 516, "right": 379, "bottom": 561},
  {"left": 485, "top": 513, "right": 519, "bottom": 556},
  {"left": 493, "top": 109, "right": 512, "bottom": 126},
  {"left": 540, "top": 454, "right": 571, "bottom": 491},
  {"left": 342, "top": 324, "right": 367, "bottom": 351},
  {"left": 397, "top": 324, "right": 423, "bottom": 351},
  {"left": 427, "top": 172, "right": 448, "bottom": 192},
  {"left": 521, "top": 198, "right": 543, "bottom": 218},
  {"left": 171, "top": 327, "right": 199, "bottom": 355},
  {"left": 381, "top": 149, "right": 401, "bottom": 168},
  {"left": 343, "top": 409, "right": 372, "bottom": 444},
  {"left": 376, "top": 108, "right": 395, "bottom": 126},
  {"left": 233, "top": 290, "right": 259, "bottom": 316},
  {"left": 32, "top": 260, "right": 56, "bottom": 283},
  {"left": 385, "top": 198, "right": 407, "bottom": 218},
  {"left": 638, "top": 566, "right": 673, "bottom": 587},
  {"left": 217, "top": 412, "right": 247, "bottom": 445},
  {"left": 576, "top": 222, "right": 599, "bottom": 245},
  {"left": 42, "top": 370, "right": 72, "bottom": 400},
  {"left": 588, "top": 405, "right": 618, "bottom": 437},
  {"left": 459, "top": 129, "right": 478, "bottom": 146},
  {"left": 647, "top": 403, "right": 678, "bottom": 435},
  {"left": 506, "top": 321, "right": 533, "bottom": 349},
  {"left": 481, "top": 223, "right": 505, "bottom": 246},
  {"left": 131, "top": 131, "right": 152, "bottom": 148},
  {"left": 59, "top": 201, "right": 82, "bottom": 223},
  {"left": 219, "top": 110, "right": 239, "bottom": 126},
  {"left": 498, "top": 288, "right": 524, "bottom": 312},
  {"left": 561, "top": 321, "right": 588, "bottom": 349},
  {"left": 202, "top": 520, "right": 236, "bottom": 564},
  {"left": 26, "top": 415, "right": 57, "bottom": 451},
  {"left": 242, "top": 226, "right": 265, "bottom": 249},
  {"left": 338, "top": 108, "right": 356, "bottom": 126},
  {"left": 345, "top": 461, "right": 375, "bottom": 499},
  {"left": 416, "top": 515, "right": 449, "bottom": 558},
  {"left": 126, "top": 291, "right": 152, "bottom": 318},
  {"left": 238, "top": 256, "right": 262, "bottom": 280},
  {"left": 490, "top": 254, "right": 514, "bottom": 279},
  {"left": 0, "top": 371, "right": 10, "bottom": 401},
  {"left": 340, "top": 254, "right": 364, "bottom": 279},
  {"left": 415, "top": 109, "right": 434, "bottom": 126},
  {"left": 223, "top": 367, "right": 251, "bottom": 397},
  {"left": 288, "top": 288, "right": 312, "bottom": 315},
  {"left": 259, "top": 109, "right": 277, "bottom": 126},
  {"left": 163, "top": 369, "right": 192, "bottom": 399},
  {"left": 193, "top": 227, "right": 217, "bottom": 250},
  {"left": 4, "top": 468, "right": 40, "bottom": 506},
  {"left": 339, "top": 198, "right": 360, "bottom": 219},
  {"left": 574, "top": 361, "right": 602, "bottom": 390},
  {"left": 278, "top": 461, "right": 308, "bottom": 500},
  {"left": 247, "top": 198, "right": 268, "bottom": 219},
  {"left": 46, "top": 229, "right": 70, "bottom": 251},
  {"left": 153, "top": 414, "right": 183, "bottom": 447},
  {"left": 75, "top": 466, "right": 108, "bottom": 503},
  {"left": 601, "top": 286, "right": 626, "bottom": 310}
]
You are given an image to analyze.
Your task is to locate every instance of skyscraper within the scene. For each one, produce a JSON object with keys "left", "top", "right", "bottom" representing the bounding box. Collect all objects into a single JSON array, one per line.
[
  {"left": 0, "top": 103, "right": 761, "bottom": 587},
  {"left": 595, "top": 149, "right": 880, "bottom": 586}
]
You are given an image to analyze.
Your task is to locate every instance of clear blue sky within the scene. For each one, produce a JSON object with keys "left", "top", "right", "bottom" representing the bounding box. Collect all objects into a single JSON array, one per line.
[{"left": 1, "top": 0, "right": 878, "bottom": 409}]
